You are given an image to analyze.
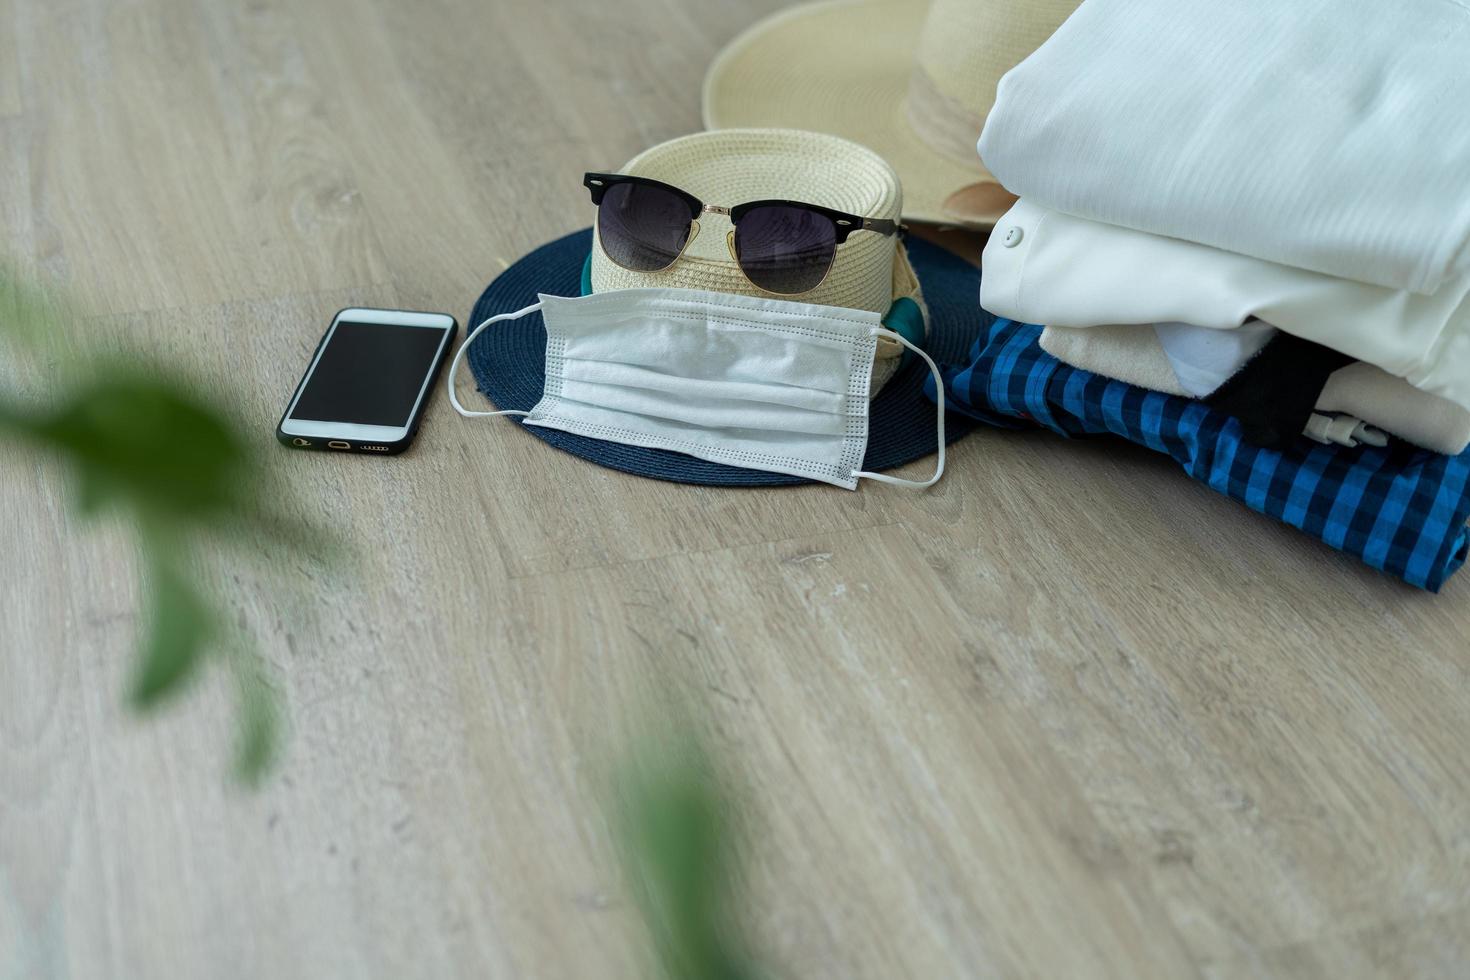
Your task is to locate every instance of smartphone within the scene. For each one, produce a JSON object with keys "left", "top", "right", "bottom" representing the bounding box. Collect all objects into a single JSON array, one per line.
[{"left": 277, "top": 308, "right": 458, "bottom": 455}]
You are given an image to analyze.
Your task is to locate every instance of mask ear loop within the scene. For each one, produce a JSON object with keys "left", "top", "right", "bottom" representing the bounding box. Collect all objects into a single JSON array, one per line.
[
  {"left": 852, "top": 328, "right": 946, "bottom": 489},
  {"left": 447, "top": 301, "right": 545, "bottom": 418}
]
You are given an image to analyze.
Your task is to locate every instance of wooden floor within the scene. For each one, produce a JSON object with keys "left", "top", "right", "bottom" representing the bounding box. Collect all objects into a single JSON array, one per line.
[{"left": 3, "top": 0, "right": 1469, "bottom": 976}]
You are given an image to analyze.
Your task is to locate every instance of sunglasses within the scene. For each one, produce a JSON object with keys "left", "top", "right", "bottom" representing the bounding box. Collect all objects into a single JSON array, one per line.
[{"left": 584, "top": 172, "right": 901, "bottom": 296}]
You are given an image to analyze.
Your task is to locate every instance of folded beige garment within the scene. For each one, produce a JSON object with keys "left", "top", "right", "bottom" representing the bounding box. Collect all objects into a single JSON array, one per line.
[
  {"left": 1040, "top": 324, "right": 1470, "bottom": 455},
  {"left": 1041, "top": 324, "right": 1184, "bottom": 394}
]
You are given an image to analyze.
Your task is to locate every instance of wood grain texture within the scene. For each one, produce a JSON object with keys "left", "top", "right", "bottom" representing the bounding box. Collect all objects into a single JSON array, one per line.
[
  {"left": 0, "top": 0, "right": 19, "bottom": 119},
  {"left": 2, "top": 0, "right": 1468, "bottom": 977}
]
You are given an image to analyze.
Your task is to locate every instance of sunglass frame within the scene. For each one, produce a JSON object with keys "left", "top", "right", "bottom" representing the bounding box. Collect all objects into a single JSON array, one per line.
[{"left": 583, "top": 172, "right": 900, "bottom": 243}]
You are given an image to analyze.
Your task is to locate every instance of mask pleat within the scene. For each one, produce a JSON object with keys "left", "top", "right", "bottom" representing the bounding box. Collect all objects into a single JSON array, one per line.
[{"left": 559, "top": 358, "right": 845, "bottom": 415}]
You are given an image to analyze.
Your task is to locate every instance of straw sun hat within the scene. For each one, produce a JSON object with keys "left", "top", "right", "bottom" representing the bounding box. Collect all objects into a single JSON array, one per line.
[
  {"left": 703, "top": 0, "right": 1081, "bottom": 228},
  {"left": 589, "top": 127, "right": 927, "bottom": 391},
  {"left": 589, "top": 128, "right": 921, "bottom": 318},
  {"left": 459, "top": 127, "right": 988, "bottom": 487}
]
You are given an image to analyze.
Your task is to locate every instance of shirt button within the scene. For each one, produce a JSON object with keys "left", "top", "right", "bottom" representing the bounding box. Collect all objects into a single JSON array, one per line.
[{"left": 1002, "top": 226, "right": 1024, "bottom": 248}]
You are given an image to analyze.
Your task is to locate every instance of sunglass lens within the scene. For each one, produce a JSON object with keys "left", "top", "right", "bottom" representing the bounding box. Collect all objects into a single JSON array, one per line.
[
  {"left": 733, "top": 205, "right": 838, "bottom": 295},
  {"left": 596, "top": 181, "right": 693, "bottom": 273}
]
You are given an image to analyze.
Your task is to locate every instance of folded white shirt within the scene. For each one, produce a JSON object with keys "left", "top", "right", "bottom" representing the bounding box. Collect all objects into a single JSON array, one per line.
[
  {"left": 981, "top": 201, "right": 1470, "bottom": 412},
  {"left": 1040, "top": 323, "right": 1470, "bottom": 456},
  {"left": 978, "top": 0, "right": 1470, "bottom": 294}
]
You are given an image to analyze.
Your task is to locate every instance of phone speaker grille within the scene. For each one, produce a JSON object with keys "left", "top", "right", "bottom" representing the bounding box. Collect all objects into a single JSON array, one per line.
[{"left": 361, "top": 444, "right": 390, "bottom": 452}]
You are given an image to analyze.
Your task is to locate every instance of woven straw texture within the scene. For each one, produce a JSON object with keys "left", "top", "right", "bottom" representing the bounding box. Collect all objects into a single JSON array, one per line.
[
  {"left": 703, "top": 0, "right": 1079, "bottom": 227},
  {"left": 465, "top": 228, "right": 981, "bottom": 487},
  {"left": 589, "top": 128, "right": 908, "bottom": 318}
]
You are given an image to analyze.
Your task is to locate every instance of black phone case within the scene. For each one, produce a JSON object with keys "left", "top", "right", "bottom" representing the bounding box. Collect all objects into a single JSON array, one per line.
[{"left": 275, "top": 308, "right": 459, "bottom": 457}]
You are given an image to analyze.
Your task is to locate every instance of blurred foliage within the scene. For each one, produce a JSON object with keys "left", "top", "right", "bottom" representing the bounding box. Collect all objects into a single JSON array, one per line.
[
  {"left": 615, "top": 725, "right": 760, "bottom": 980},
  {"left": 0, "top": 261, "right": 327, "bottom": 783},
  {"left": 4, "top": 260, "right": 766, "bottom": 969}
]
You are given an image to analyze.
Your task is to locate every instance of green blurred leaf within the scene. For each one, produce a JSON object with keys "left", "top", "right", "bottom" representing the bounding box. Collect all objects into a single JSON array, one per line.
[
  {"left": 0, "top": 398, "right": 25, "bottom": 433},
  {"left": 2, "top": 259, "right": 332, "bottom": 785},
  {"left": 30, "top": 374, "right": 246, "bottom": 519},
  {"left": 0, "top": 259, "right": 64, "bottom": 350},
  {"left": 618, "top": 738, "right": 756, "bottom": 980},
  {"left": 129, "top": 550, "right": 214, "bottom": 708},
  {"left": 233, "top": 658, "right": 281, "bottom": 786}
]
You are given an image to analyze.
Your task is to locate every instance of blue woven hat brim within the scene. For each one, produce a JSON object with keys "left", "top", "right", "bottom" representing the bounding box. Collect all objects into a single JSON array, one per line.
[{"left": 465, "top": 228, "right": 986, "bottom": 487}]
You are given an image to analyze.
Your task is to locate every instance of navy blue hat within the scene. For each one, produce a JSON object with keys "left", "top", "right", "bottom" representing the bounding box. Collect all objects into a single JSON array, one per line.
[{"left": 464, "top": 229, "right": 982, "bottom": 487}]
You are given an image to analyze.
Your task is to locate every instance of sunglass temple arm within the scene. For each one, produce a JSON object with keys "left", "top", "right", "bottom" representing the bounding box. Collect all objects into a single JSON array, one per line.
[{"left": 862, "top": 217, "right": 902, "bottom": 237}]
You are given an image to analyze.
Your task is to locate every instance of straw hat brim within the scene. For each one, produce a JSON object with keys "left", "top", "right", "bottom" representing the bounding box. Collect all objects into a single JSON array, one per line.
[{"left": 703, "top": 0, "right": 1016, "bottom": 229}]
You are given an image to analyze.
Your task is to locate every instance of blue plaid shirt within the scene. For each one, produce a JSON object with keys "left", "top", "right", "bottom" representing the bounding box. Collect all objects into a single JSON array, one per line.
[{"left": 929, "top": 318, "right": 1470, "bottom": 591}]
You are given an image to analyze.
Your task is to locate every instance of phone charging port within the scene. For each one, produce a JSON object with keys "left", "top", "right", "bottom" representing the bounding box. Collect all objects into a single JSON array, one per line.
[{"left": 327, "top": 441, "right": 351, "bottom": 450}]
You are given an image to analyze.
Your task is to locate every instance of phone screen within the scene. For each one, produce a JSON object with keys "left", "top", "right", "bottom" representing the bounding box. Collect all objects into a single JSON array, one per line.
[{"left": 289, "top": 320, "right": 449, "bottom": 427}]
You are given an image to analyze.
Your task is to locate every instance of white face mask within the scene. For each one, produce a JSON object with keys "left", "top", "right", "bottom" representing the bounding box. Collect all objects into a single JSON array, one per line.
[{"left": 446, "top": 288, "right": 945, "bottom": 490}]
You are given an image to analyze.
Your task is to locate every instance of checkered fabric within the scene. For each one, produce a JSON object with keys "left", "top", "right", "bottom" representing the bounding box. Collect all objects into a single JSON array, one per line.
[{"left": 928, "top": 317, "right": 1470, "bottom": 591}]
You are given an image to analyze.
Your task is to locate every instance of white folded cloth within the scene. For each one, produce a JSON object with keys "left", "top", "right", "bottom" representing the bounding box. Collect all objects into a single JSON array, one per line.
[
  {"left": 982, "top": 201, "right": 1470, "bottom": 412},
  {"left": 1040, "top": 323, "right": 1470, "bottom": 455},
  {"left": 1039, "top": 323, "right": 1180, "bottom": 393},
  {"left": 978, "top": 0, "right": 1470, "bottom": 295}
]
